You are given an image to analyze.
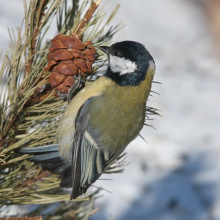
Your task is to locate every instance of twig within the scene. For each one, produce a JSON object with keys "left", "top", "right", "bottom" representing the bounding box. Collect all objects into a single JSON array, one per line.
[
  {"left": 74, "top": 0, "right": 102, "bottom": 35},
  {"left": 25, "top": 0, "right": 49, "bottom": 76}
]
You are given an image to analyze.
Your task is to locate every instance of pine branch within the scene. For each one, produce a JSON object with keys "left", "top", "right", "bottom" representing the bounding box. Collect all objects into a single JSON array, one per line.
[{"left": 0, "top": 2, "right": 123, "bottom": 217}]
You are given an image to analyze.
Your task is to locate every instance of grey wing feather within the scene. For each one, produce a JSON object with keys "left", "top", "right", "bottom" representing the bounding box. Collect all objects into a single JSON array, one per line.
[{"left": 70, "top": 97, "right": 121, "bottom": 200}]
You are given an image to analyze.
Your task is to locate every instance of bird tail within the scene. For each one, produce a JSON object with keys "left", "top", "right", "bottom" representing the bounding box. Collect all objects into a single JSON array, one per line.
[{"left": 18, "top": 144, "right": 72, "bottom": 187}]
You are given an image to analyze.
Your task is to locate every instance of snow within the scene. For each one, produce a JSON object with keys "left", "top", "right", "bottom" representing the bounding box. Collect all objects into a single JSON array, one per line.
[{"left": 1, "top": 0, "right": 220, "bottom": 219}]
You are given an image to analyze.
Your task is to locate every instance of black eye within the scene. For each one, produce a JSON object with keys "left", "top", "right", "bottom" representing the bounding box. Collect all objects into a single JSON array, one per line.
[{"left": 114, "top": 50, "right": 122, "bottom": 57}]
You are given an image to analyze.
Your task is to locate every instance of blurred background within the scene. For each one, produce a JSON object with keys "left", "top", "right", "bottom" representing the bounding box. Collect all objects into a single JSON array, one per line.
[{"left": 1, "top": 0, "right": 220, "bottom": 219}]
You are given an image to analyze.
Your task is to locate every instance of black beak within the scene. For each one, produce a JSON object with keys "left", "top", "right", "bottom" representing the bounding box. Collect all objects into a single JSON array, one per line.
[{"left": 99, "top": 46, "right": 109, "bottom": 54}]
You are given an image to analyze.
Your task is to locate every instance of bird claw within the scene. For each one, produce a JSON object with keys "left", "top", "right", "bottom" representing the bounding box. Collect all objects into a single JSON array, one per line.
[
  {"left": 67, "top": 75, "right": 83, "bottom": 103},
  {"left": 57, "top": 75, "right": 83, "bottom": 103}
]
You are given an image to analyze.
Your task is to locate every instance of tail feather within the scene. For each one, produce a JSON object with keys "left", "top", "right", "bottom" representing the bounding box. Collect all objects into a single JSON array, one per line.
[
  {"left": 29, "top": 152, "right": 60, "bottom": 162},
  {"left": 18, "top": 144, "right": 59, "bottom": 154},
  {"left": 19, "top": 144, "right": 72, "bottom": 188},
  {"left": 60, "top": 166, "right": 72, "bottom": 187}
]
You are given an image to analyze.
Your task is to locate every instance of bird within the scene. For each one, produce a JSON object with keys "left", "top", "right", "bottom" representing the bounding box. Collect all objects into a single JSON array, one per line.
[{"left": 19, "top": 40, "right": 156, "bottom": 200}]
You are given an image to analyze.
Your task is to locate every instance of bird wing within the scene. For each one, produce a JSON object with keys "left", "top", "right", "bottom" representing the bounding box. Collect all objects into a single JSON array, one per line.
[{"left": 70, "top": 97, "right": 120, "bottom": 200}]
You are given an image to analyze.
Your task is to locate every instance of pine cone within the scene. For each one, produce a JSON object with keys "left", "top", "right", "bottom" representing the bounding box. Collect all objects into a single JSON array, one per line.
[{"left": 45, "top": 34, "right": 96, "bottom": 93}]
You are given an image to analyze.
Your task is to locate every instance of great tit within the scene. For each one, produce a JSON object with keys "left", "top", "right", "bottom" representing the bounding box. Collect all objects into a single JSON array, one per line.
[{"left": 20, "top": 41, "right": 156, "bottom": 200}]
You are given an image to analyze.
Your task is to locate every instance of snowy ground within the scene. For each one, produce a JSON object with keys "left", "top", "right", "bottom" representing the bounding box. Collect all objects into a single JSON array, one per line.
[{"left": 1, "top": 0, "right": 220, "bottom": 220}]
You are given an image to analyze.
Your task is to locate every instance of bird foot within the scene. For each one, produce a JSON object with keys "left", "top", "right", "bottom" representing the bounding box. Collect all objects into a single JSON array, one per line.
[
  {"left": 67, "top": 75, "right": 83, "bottom": 103},
  {"left": 57, "top": 75, "right": 84, "bottom": 103}
]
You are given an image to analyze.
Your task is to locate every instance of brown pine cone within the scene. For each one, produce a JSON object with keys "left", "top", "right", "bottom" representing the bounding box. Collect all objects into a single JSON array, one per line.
[{"left": 45, "top": 34, "right": 96, "bottom": 93}]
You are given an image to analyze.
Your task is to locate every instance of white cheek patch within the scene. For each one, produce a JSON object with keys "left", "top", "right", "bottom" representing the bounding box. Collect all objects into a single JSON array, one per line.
[{"left": 109, "top": 55, "right": 137, "bottom": 75}]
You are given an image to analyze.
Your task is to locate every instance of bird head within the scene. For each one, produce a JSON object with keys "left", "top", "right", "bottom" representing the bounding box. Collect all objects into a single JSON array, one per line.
[{"left": 100, "top": 41, "right": 155, "bottom": 86}]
